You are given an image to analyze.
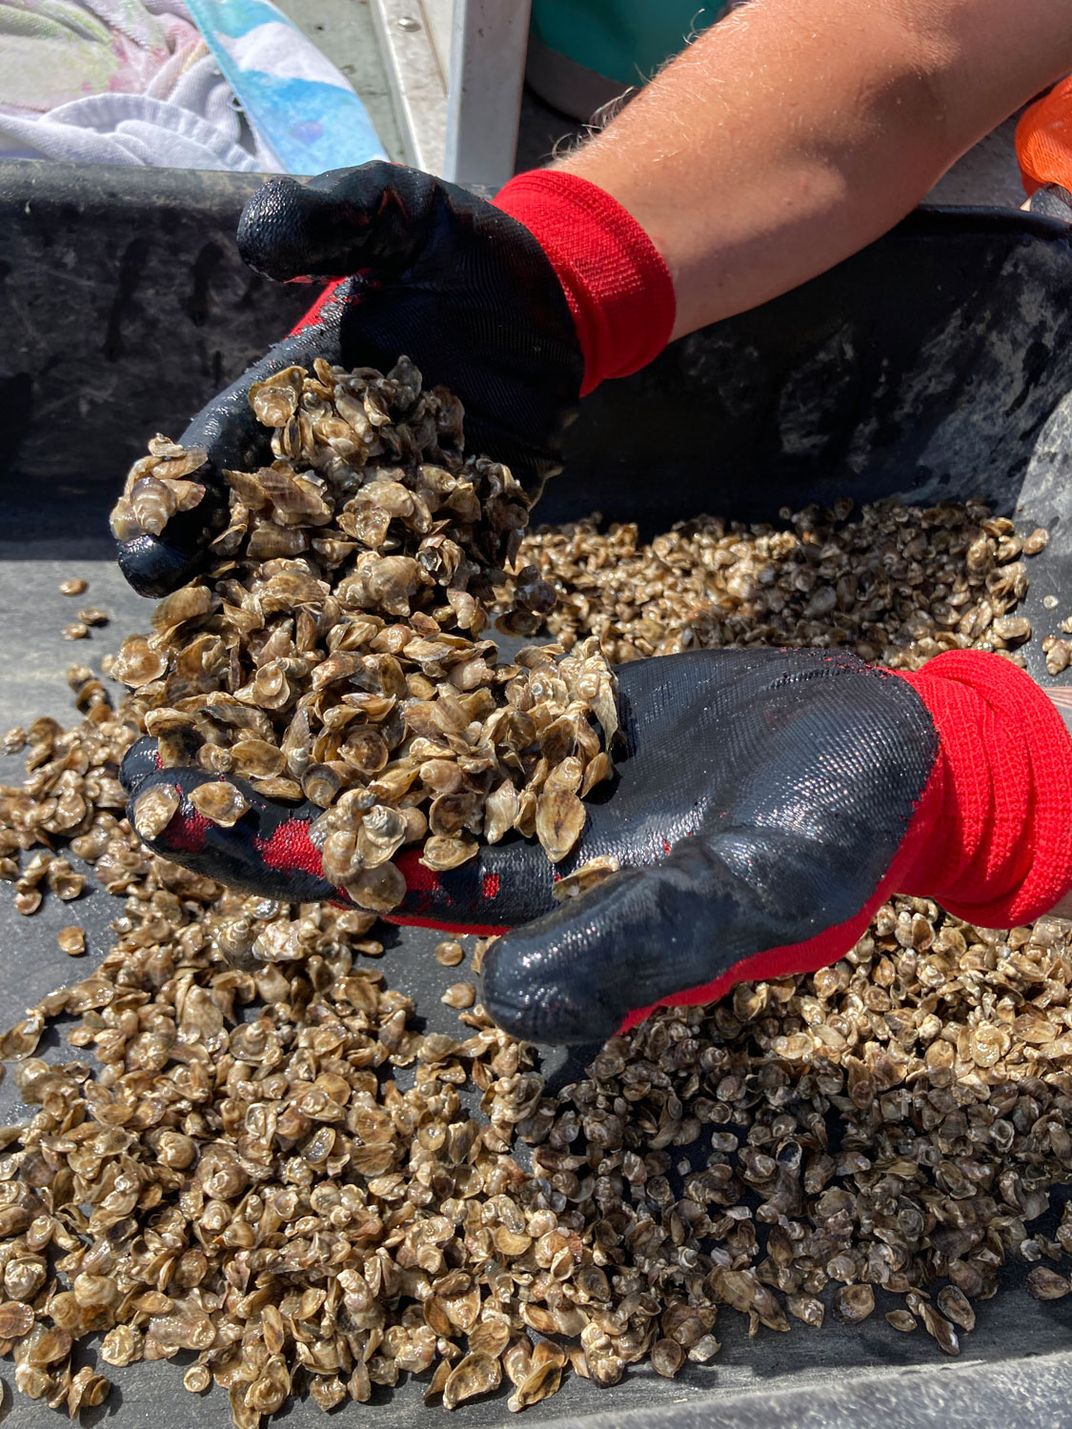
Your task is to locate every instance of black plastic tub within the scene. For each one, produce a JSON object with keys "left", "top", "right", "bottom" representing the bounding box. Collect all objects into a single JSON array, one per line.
[{"left": 3, "top": 161, "right": 1072, "bottom": 1428}]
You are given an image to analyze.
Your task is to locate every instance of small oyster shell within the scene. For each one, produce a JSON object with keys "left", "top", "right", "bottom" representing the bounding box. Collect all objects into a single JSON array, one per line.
[
  {"left": 132, "top": 784, "right": 181, "bottom": 841},
  {"left": 188, "top": 781, "right": 250, "bottom": 828}
]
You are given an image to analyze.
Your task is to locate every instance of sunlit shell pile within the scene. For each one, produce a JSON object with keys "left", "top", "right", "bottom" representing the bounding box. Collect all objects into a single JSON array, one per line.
[
  {"left": 519, "top": 503, "right": 1057, "bottom": 671},
  {"left": 109, "top": 359, "right": 616, "bottom": 901}
]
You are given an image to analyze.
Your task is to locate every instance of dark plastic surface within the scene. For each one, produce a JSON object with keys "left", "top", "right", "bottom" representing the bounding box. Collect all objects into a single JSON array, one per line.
[
  {"left": 0, "top": 162, "right": 309, "bottom": 487},
  {"left": 3, "top": 161, "right": 1072, "bottom": 1427}
]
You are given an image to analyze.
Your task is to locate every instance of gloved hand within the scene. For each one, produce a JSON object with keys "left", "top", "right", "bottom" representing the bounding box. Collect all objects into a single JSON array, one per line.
[
  {"left": 115, "top": 161, "right": 675, "bottom": 598},
  {"left": 120, "top": 647, "right": 1072, "bottom": 1045}
]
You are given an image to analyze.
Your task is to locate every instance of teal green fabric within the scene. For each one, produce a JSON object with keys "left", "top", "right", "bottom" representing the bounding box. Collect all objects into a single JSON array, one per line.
[{"left": 530, "top": 0, "right": 728, "bottom": 87}]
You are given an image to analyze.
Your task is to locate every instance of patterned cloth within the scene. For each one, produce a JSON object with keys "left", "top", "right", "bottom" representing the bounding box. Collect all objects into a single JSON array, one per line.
[{"left": 0, "top": 0, "right": 384, "bottom": 172}]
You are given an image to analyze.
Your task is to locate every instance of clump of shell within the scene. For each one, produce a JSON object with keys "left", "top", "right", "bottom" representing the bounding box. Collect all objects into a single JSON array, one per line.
[
  {"left": 110, "top": 439, "right": 211, "bottom": 540},
  {"left": 110, "top": 358, "right": 617, "bottom": 899}
]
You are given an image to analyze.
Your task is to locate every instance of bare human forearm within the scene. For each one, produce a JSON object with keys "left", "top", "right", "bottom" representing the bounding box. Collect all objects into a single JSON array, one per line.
[{"left": 556, "top": 0, "right": 1072, "bottom": 341}]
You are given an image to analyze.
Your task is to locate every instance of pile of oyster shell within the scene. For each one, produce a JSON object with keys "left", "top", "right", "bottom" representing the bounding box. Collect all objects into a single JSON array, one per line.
[{"left": 109, "top": 359, "right": 617, "bottom": 908}]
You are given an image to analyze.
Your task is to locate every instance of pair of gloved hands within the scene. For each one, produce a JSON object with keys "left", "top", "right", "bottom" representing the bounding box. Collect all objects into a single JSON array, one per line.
[{"left": 116, "top": 163, "right": 1072, "bottom": 1045}]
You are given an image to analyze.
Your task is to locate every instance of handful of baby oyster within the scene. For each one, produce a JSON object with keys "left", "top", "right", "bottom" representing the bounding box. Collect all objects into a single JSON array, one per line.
[{"left": 109, "top": 358, "right": 617, "bottom": 910}]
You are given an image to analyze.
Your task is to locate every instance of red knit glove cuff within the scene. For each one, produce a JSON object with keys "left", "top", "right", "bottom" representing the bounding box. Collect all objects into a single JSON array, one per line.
[
  {"left": 896, "top": 651, "right": 1072, "bottom": 926},
  {"left": 495, "top": 170, "right": 676, "bottom": 396}
]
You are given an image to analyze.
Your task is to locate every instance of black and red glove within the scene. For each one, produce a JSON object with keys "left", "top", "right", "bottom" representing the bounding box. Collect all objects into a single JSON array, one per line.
[
  {"left": 120, "top": 647, "right": 1072, "bottom": 1045},
  {"left": 116, "top": 161, "right": 675, "bottom": 598}
]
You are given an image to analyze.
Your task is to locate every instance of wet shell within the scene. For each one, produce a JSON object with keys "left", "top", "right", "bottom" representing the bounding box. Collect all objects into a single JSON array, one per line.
[
  {"left": 109, "top": 496, "right": 140, "bottom": 542},
  {"left": 421, "top": 835, "right": 478, "bottom": 872},
  {"left": 650, "top": 1338, "right": 685, "bottom": 1378},
  {"left": 833, "top": 1284, "right": 874, "bottom": 1323},
  {"left": 428, "top": 791, "right": 483, "bottom": 837},
  {"left": 468, "top": 1318, "right": 511, "bottom": 1358},
  {"left": 151, "top": 584, "right": 213, "bottom": 633},
  {"left": 24, "top": 1325, "right": 72, "bottom": 1366},
  {"left": 231, "top": 738, "right": 286, "bottom": 779},
  {"left": 113, "top": 636, "right": 168, "bottom": 688},
  {"left": 132, "top": 784, "right": 182, "bottom": 841},
  {"left": 552, "top": 854, "right": 620, "bottom": 902},
  {"left": 99, "top": 1327, "right": 142, "bottom": 1368},
  {"left": 247, "top": 522, "right": 309, "bottom": 560},
  {"left": 0, "top": 1300, "right": 34, "bottom": 1339},
  {"left": 243, "top": 1355, "right": 290, "bottom": 1414},
  {"left": 356, "top": 805, "right": 408, "bottom": 867},
  {"left": 1026, "top": 1267, "right": 1071, "bottom": 1300},
  {"left": 344, "top": 862, "right": 407, "bottom": 913},
  {"left": 787, "top": 1295, "right": 824, "bottom": 1328},
  {"left": 442, "top": 1351, "right": 501, "bottom": 1410},
  {"left": 507, "top": 1354, "right": 565, "bottom": 1412},
  {"left": 257, "top": 468, "right": 333, "bottom": 526},
  {"left": 247, "top": 774, "right": 302, "bottom": 801},
  {"left": 129, "top": 475, "right": 178, "bottom": 536},
  {"left": 920, "top": 1304, "right": 960, "bottom": 1356},
  {"left": 65, "top": 1366, "right": 111, "bottom": 1415},
  {"left": 535, "top": 788, "right": 587, "bottom": 863},
  {"left": 187, "top": 781, "right": 250, "bottom": 828},
  {"left": 936, "top": 1286, "right": 975, "bottom": 1331},
  {"left": 57, "top": 926, "right": 85, "bottom": 956},
  {"left": 249, "top": 366, "right": 305, "bottom": 427},
  {"left": 885, "top": 1310, "right": 918, "bottom": 1333},
  {"left": 183, "top": 1365, "right": 211, "bottom": 1393},
  {"left": 149, "top": 440, "right": 208, "bottom": 480},
  {"left": 321, "top": 830, "right": 363, "bottom": 886}
]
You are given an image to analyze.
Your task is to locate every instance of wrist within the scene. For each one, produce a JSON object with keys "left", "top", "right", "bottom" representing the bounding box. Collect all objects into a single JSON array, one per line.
[
  {"left": 896, "top": 652, "right": 1072, "bottom": 926},
  {"left": 494, "top": 169, "right": 676, "bottom": 396}
]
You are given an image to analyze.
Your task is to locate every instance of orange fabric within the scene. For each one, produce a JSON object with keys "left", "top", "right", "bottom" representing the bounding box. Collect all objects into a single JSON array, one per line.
[{"left": 1016, "top": 76, "right": 1072, "bottom": 196}]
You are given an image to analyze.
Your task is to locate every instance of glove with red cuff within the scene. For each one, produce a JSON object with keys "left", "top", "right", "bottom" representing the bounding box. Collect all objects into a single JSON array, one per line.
[
  {"left": 120, "top": 647, "right": 1072, "bottom": 1046},
  {"left": 116, "top": 161, "right": 675, "bottom": 598}
]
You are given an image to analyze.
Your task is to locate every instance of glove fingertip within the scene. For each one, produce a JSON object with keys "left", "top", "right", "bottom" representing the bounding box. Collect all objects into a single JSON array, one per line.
[
  {"left": 482, "top": 932, "right": 622, "bottom": 1047},
  {"left": 125, "top": 767, "right": 343, "bottom": 905},
  {"left": 238, "top": 176, "right": 353, "bottom": 283},
  {"left": 480, "top": 871, "right": 653, "bottom": 1046},
  {"left": 116, "top": 534, "right": 199, "bottom": 599},
  {"left": 115, "top": 475, "right": 225, "bottom": 598},
  {"left": 480, "top": 846, "right": 735, "bottom": 1046}
]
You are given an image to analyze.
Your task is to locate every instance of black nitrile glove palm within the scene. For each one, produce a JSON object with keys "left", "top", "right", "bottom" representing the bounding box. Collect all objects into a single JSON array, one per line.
[
  {"left": 121, "top": 647, "right": 975, "bottom": 1045},
  {"left": 116, "top": 162, "right": 582, "bottom": 598}
]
